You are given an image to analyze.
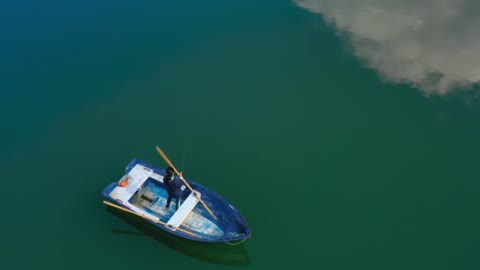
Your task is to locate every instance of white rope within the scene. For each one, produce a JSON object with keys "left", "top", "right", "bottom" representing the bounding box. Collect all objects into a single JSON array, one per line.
[
  {"left": 223, "top": 235, "right": 250, "bottom": 245},
  {"left": 180, "top": 138, "right": 189, "bottom": 171}
]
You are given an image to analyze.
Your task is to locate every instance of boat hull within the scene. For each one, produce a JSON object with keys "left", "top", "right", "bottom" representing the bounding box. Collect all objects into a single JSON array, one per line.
[{"left": 102, "top": 159, "right": 251, "bottom": 243}]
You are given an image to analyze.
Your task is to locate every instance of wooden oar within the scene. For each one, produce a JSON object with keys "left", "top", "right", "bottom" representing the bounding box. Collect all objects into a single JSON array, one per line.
[
  {"left": 155, "top": 146, "right": 217, "bottom": 220},
  {"left": 103, "top": 200, "right": 200, "bottom": 238}
]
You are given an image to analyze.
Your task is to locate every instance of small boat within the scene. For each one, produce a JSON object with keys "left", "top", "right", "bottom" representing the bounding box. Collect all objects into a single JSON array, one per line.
[{"left": 102, "top": 158, "right": 251, "bottom": 243}]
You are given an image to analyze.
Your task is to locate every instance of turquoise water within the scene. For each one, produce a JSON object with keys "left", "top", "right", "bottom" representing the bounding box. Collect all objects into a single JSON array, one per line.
[{"left": 1, "top": 1, "right": 480, "bottom": 269}]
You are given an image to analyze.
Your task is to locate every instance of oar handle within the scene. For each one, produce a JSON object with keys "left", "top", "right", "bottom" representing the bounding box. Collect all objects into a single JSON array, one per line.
[
  {"left": 155, "top": 146, "right": 217, "bottom": 220},
  {"left": 103, "top": 200, "right": 200, "bottom": 238}
]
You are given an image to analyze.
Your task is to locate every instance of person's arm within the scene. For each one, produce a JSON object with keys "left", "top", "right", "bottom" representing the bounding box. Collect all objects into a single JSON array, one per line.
[
  {"left": 177, "top": 172, "right": 186, "bottom": 190},
  {"left": 164, "top": 175, "right": 171, "bottom": 187},
  {"left": 174, "top": 175, "right": 183, "bottom": 189}
]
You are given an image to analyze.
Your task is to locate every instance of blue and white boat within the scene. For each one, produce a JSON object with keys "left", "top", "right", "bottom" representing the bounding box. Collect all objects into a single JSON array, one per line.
[{"left": 102, "top": 159, "right": 251, "bottom": 243}]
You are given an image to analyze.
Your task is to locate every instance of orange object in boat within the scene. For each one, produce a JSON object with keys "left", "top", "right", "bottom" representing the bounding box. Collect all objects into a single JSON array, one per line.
[{"left": 118, "top": 178, "right": 129, "bottom": 187}]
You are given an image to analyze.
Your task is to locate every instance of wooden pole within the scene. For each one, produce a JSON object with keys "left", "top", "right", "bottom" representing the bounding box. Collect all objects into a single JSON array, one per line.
[
  {"left": 155, "top": 146, "right": 217, "bottom": 220},
  {"left": 103, "top": 200, "right": 200, "bottom": 238}
]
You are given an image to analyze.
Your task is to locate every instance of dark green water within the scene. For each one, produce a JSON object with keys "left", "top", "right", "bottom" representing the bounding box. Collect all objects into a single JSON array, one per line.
[{"left": 1, "top": 1, "right": 480, "bottom": 269}]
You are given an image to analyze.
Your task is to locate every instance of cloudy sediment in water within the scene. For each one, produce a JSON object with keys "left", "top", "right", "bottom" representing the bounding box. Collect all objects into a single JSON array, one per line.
[{"left": 294, "top": 0, "right": 480, "bottom": 95}]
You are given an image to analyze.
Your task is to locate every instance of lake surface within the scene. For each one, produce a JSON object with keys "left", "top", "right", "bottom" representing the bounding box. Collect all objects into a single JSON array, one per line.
[{"left": 1, "top": 1, "right": 479, "bottom": 269}]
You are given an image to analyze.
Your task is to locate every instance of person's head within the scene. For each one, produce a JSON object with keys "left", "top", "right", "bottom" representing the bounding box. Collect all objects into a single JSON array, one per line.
[{"left": 166, "top": 167, "right": 174, "bottom": 176}]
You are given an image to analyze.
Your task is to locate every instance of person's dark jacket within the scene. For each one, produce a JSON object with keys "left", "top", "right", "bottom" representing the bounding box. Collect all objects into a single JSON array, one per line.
[{"left": 164, "top": 174, "right": 183, "bottom": 198}]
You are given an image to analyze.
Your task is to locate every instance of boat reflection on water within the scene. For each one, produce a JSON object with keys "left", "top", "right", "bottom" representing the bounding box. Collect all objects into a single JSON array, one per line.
[{"left": 107, "top": 207, "right": 252, "bottom": 266}]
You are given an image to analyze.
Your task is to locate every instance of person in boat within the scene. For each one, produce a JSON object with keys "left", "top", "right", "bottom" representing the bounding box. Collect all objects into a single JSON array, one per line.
[{"left": 164, "top": 166, "right": 183, "bottom": 211}]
